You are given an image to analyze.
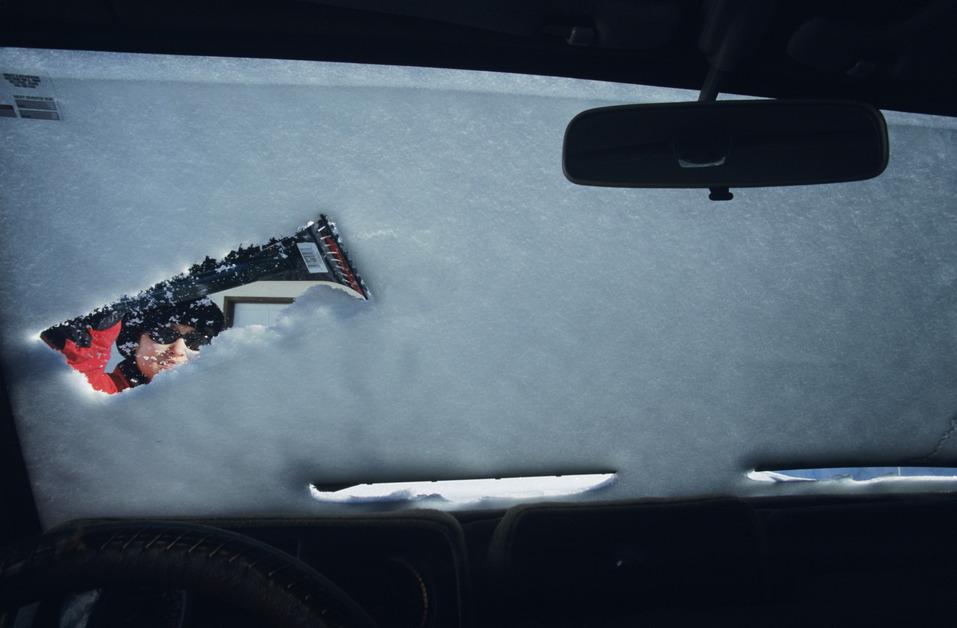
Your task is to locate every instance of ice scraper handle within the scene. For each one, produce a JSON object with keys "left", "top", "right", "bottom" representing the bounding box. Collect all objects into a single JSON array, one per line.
[{"left": 40, "top": 307, "right": 125, "bottom": 351}]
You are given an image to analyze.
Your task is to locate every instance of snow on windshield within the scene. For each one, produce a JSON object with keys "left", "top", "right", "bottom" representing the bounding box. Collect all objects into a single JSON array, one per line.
[{"left": 2, "top": 48, "right": 957, "bottom": 527}]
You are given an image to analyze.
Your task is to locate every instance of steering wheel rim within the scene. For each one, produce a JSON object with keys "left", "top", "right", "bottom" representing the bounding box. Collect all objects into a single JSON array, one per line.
[{"left": 0, "top": 520, "right": 377, "bottom": 628}]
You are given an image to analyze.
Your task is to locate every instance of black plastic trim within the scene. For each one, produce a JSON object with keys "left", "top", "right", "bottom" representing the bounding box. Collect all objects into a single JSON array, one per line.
[{"left": 0, "top": 366, "right": 42, "bottom": 543}]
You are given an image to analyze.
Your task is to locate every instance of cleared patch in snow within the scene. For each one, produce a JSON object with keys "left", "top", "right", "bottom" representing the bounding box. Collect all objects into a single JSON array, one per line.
[
  {"left": 309, "top": 473, "right": 617, "bottom": 504},
  {"left": 749, "top": 467, "right": 957, "bottom": 483}
]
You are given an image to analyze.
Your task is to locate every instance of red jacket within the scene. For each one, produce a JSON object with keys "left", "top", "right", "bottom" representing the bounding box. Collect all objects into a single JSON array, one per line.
[{"left": 60, "top": 321, "right": 136, "bottom": 394}]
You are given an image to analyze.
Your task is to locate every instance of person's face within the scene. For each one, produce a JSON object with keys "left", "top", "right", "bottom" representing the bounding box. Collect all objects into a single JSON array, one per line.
[{"left": 134, "top": 324, "right": 200, "bottom": 381}]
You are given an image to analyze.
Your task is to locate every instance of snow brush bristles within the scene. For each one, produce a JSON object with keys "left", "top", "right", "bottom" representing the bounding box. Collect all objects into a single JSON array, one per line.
[{"left": 309, "top": 215, "right": 370, "bottom": 299}]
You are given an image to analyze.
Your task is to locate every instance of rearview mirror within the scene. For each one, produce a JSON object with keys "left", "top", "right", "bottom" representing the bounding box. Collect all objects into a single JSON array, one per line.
[{"left": 563, "top": 100, "right": 888, "bottom": 191}]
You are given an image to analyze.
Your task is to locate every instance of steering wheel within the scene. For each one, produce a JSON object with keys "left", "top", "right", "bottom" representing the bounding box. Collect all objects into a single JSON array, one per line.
[{"left": 0, "top": 520, "right": 377, "bottom": 628}]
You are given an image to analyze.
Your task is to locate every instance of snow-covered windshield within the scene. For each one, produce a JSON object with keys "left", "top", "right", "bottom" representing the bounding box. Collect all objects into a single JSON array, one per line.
[{"left": 2, "top": 48, "right": 957, "bottom": 527}]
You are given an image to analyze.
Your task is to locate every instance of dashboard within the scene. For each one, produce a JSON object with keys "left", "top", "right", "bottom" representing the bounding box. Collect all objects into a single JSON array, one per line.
[{"left": 5, "top": 493, "right": 956, "bottom": 627}]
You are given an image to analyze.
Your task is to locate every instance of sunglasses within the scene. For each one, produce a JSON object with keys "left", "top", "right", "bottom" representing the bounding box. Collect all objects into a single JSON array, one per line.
[{"left": 147, "top": 326, "right": 213, "bottom": 351}]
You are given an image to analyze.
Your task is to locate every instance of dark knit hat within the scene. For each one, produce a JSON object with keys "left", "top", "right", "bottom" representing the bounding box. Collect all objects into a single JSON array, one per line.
[{"left": 117, "top": 297, "right": 225, "bottom": 358}]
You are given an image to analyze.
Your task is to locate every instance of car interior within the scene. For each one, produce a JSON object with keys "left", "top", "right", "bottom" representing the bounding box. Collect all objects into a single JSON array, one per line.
[{"left": 3, "top": 1, "right": 957, "bottom": 626}]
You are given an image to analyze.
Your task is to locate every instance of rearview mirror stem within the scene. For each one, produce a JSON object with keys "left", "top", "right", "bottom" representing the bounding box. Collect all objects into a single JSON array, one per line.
[
  {"left": 697, "top": 66, "right": 725, "bottom": 103},
  {"left": 698, "top": 67, "right": 734, "bottom": 200}
]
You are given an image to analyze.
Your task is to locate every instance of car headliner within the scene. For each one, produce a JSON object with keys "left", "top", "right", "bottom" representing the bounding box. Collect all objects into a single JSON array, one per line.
[{"left": 1, "top": 0, "right": 956, "bottom": 117}]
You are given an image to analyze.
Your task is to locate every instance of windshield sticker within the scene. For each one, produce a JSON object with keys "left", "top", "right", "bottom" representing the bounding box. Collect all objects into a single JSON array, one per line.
[
  {"left": 39, "top": 215, "right": 369, "bottom": 395},
  {"left": 1, "top": 71, "right": 61, "bottom": 121}
]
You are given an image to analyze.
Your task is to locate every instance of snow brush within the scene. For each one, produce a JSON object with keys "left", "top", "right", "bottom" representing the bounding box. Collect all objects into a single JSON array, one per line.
[
  {"left": 42, "top": 214, "right": 369, "bottom": 350},
  {"left": 120, "top": 213, "right": 370, "bottom": 310}
]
